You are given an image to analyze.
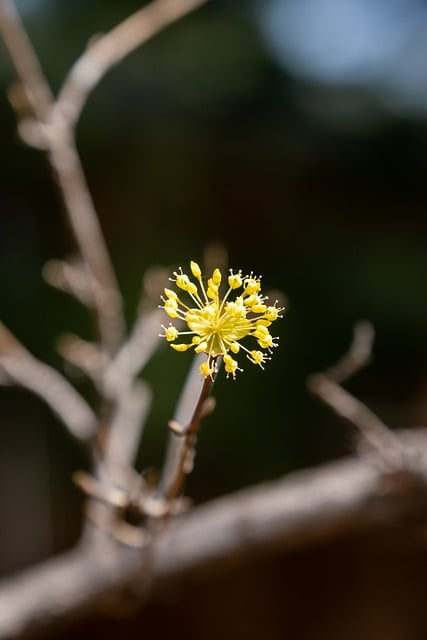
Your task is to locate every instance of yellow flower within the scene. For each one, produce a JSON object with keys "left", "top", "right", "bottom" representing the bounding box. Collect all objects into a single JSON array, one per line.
[{"left": 160, "top": 261, "right": 284, "bottom": 379}]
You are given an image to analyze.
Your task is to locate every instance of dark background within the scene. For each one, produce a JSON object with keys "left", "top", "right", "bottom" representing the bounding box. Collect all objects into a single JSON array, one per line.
[{"left": 1, "top": 0, "right": 427, "bottom": 597}]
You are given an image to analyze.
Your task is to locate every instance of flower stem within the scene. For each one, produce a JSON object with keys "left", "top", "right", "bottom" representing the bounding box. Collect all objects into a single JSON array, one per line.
[{"left": 158, "top": 357, "right": 217, "bottom": 501}]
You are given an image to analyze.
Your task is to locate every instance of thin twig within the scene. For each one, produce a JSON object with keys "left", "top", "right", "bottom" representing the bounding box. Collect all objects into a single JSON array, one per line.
[
  {"left": 0, "top": 0, "right": 53, "bottom": 119},
  {"left": 53, "top": 0, "right": 208, "bottom": 128},
  {"left": 0, "top": 0, "right": 124, "bottom": 355},
  {"left": 158, "top": 356, "right": 217, "bottom": 501},
  {"left": 42, "top": 259, "right": 96, "bottom": 307},
  {"left": 48, "top": 137, "right": 125, "bottom": 355},
  {"left": 0, "top": 323, "right": 96, "bottom": 441},
  {"left": 307, "top": 321, "right": 407, "bottom": 470},
  {"left": 0, "top": 0, "right": 208, "bottom": 357},
  {"left": 104, "top": 309, "right": 166, "bottom": 399},
  {"left": 326, "top": 320, "right": 375, "bottom": 383}
]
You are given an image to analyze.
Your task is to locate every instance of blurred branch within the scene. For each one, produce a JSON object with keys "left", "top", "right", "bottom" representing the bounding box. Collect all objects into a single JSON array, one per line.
[
  {"left": 308, "top": 321, "right": 407, "bottom": 471},
  {"left": 104, "top": 381, "right": 152, "bottom": 481},
  {"left": 0, "top": 0, "right": 207, "bottom": 356},
  {"left": 42, "top": 259, "right": 97, "bottom": 308},
  {"left": 0, "top": 322, "right": 96, "bottom": 441},
  {"left": 104, "top": 309, "right": 166, "bottom": 399},
  {"left": 0, "top": 0, "right": 52, "bottom": 118},
  {"left": 54, "top": 0, "right": 208, "bottom": 127},
  {"left": 0, "top": 0, "right": 124, "bottom": 355},
  {"left": 0, "top": 0, "right": 205, "bottom": 451},
  {"left": 0, "top": 432, "right": 427, "bottom": 639}
]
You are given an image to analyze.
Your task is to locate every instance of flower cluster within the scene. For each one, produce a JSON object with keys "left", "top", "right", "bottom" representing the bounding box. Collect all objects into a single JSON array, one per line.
[{"left": 160, "top": 261, "right": 284, "bottom": 379}]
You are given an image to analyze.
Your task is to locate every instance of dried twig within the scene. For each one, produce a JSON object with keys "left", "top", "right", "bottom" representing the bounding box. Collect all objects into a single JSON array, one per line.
[
  {"left": 42, "top": 259, "right": 98, "bottom": 308},
  {"left": 0, "top": 0, "right": 52, "bottom": 119},
  {"left": 0, "top": 323, "right": 96, "bottom": 441},
  {"left": 1, "top": 429, "right": 427, "bottom": 639},
  {"left": 0, "top": 0, "right": 207, "bottom": 356},
  {"left": 104, "top": 309, "right": 166, "bottom": 400},
  {"left": 307, "top": 321, "right": 407, "bottom": 470},
  {"left": 0, "top": 0, "right": 206, "bottom": 447},
  {"left": 53, "top": 0, "right": 208, "bottom": 128},
  {"left": 0, "top": 0, "right": 124, "bottom": 355},
  {"left": 105, "top": 381, "right": 152, "bottom": 475}
]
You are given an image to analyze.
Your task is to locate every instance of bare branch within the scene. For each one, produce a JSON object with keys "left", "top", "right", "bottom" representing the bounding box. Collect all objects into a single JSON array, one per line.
[
  {"left": 104, "top": 381, "right": 152, "bottom": 479},
  {"left": 0, "top": 430, "right": 426, "bottom": 639},
  {"left": 0, "top": 0, "right": 53, "bottom": 119},
  {"left": 308, "top": 322, "right": 408, "bottom": 470},
  {"left": 0, "top": 323, "right": 96, "bottom": 441},
  {"left": 53, "top": 0, "right": 208, "bottom": 127},
  {"left": 104, "top": 309, "right": 165, "bottom": 399},
  {"left": 157, "top": 355, "right": 218, "bottom": 501},
  {"left": 0, "top": 0, "right": 207, "bottom": 357},
  {"left": 42, "top": 258, "right": 96, "bottom": 307},
  {"left": 0, "top": 1, "right": 124, "bottom": 355},
  {"left": 325, "top": 320, "right": 375, "bottom": 384},
  {"left": 57, "top": 334, "right": 107, "bottom": 384},
  {"left": 48, "top": 137, "right": 125, "bottom": 355}
]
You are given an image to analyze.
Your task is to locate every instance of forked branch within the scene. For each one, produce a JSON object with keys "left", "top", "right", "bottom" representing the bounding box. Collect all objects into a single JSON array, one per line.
[
  {"left": 307, "top": 321, "right": 408, "bottom": 470},
  {"left": 0, "top": 322, "right": 96, "bottom": 441}
]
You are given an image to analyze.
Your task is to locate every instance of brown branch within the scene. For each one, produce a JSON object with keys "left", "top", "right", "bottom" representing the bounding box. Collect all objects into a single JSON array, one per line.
[
  {"left": 42, "top": 259, "right": 96, "bottom": 307},
  {"left": 0, "top": 323, "right": 96, "bottom": 441},
  {"left": 307, "top": 321, "right": 407, "bottom": 471},
  {"left": 325, "top": 320, "right": 375, "bottom": 383},
  {"left": 104, "top": 309, "right": 166, "bottom": 399},
  {"left": 0, "top": 0, "right": 206, "bottom": 448},
  {"left": 49, "top": 137, "right": 125, "bottom": 355},
  {"left": 157, "top": 355, "right": 217, "bottom": 501},
  {"left": 53, "top": 0, "right": 208, "bottom": 128},
  {"left": 0, "top": 429, "right": 426, "bottom": 639},
  {"left": 0, "top": 0, "right": 124, "bottom": 355},
  {"left": 0, "top": 0, "right": 53, "bottom": 119},
  {"left": 0, "top": 0, "right": 208, "bottom": 356},
  {"left": 104, "top": 381, "right": 152, "bottom": 478}
]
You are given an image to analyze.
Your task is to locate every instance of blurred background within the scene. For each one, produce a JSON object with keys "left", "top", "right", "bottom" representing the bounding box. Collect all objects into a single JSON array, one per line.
[{"left": 1, "top": 0, "right": 427, "bottom": 636}]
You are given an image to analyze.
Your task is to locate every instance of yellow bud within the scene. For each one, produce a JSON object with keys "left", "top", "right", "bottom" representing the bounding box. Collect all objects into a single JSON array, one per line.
[
  {"left": 187, "top": 282, "right": 198, "bottom": 296},
  {"left": 171, "top": 343, "right": 191, "bottom": 352},
  {"left": 244, "top": 278, "right": 261, "bottom": 295},
  {"left": 176, "top": 274, "right": 190, "bottom": 290},
  {"left": 254, "top": 325, "right": 269, "bottom": 339},
  {"left": 244, "top": 294, "right": 258, "bottom": 307},
  {"left": 251, "top": 304, "right": 267, "bottom": 314},
  {"left": 228, "top": 271, "right": 242, "bottom": 289},
  {"left": 258, "top": 335, "right": 274, "bottom": 349},
  {"left": 164, "top": 288, "right": 178, "bottom": 300},
  {"left": 264, "top": 305, "right": 279, "bottom": 321},
  {"left": 164, "top": 299, "right": 179, "bottom": 318},
  {"left": 190, "top": 261, "right": 202, "bottom": 279},
  {"left": 212, "top": 268, "right": 222, "bottom": 286},
  {"left": 249, "top": 350, "right": 266, "bottom": 365},
  {"left": 200, "top": 360, "right": 213, "bottom": 377},
  {"left": 195, "top": 341, "right": 208, "bottom": 354},
  {"left": 164, "top": 326, "right": 178, "bottom": 341},
  {"left": 224, "top": 354, "right": 239, "bottom": 379}
]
